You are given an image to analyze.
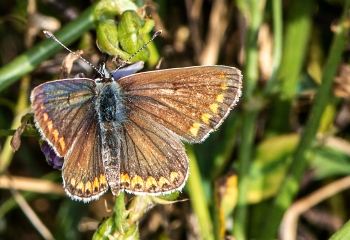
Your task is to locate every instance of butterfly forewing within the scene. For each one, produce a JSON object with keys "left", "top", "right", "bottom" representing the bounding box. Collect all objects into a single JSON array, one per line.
[
  {"left": 119, "top": 66, "right": 242, "bottom": 143},
  {"left": 31, "top": 79, "right": 97, "bottom": 156}
]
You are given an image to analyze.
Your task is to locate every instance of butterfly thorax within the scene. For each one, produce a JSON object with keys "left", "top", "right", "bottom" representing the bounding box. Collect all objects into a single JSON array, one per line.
[{"left": 95, "top": 81, "right": 126, "bottom": 125}]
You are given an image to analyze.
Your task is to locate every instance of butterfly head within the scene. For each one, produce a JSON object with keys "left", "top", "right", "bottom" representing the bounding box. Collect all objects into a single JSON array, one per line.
[
  {"left": 95, "top": 61, "right": 145, "bottom": 84},
  {"left": 94, "top": 63, "right": 114, "bottom": 84}
]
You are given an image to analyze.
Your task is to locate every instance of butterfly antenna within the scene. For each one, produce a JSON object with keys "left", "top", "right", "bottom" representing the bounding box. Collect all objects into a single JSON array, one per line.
[
  {"left": 43, "top": 30, "right": 103, "bottom": 75},
  {"left": 117, "top": 30, "right": 162, "bottom": 70}
]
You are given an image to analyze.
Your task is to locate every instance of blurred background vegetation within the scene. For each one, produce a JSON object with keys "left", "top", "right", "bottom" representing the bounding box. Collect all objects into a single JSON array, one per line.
[{"left": 0, "top": 0, "right": 350, "bottom": 239}]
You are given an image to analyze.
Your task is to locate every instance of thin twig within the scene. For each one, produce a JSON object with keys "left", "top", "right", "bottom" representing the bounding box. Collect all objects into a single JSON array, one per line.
[
  {"left": 199, "top": 0, "right": 228, "bottom": 65},
  {"left": 0, "top": 175, "right": 65, "bottom": 195},
  {"left": 280, "top": 176, "right": 350, "bottom": 240},
  {"left": 184, "top": 0, "right": 204, "bottom": 61},
  {"left": 6, "top": 173, "right": 55, "bottom": 240}
]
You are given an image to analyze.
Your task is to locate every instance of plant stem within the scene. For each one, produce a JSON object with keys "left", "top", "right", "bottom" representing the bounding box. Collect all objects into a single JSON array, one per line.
[
  {"left": 266, "top": 0, "right": 314, "bottom": 135},
  {"left": 0, "top": 4, "right": 96, "bottom": 92},
  {"left": 263, "top": 0, "right": 283, "bottom": 94},
  {"left": 186, "top": 145, "right": 214, "bottom": 240},
  {"left": 233, "top": 1, "right": 264, "bottom": 239}
]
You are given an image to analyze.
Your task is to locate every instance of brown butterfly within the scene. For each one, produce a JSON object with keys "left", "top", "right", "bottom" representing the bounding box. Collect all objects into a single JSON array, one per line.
[{"left": 31, "top": 53, "right": 242, "bottom": 203}]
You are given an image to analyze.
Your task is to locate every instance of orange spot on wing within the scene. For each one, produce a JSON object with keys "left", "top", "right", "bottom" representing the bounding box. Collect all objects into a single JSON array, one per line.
[
  {"left": 216, "top": 93, "right": 225, "bottom": 103},
  {"left": 170, "top": 172, "right": 179, "bottom": 182},
  {"left": 59, "top": 137, "right": 65, "bottom": 151},
  {"left": 131, "top": 175, "right": 144, "bottom": 189},
  {"left": 47, "top": 121, "right": 53, "bottom": 132},
  {"left": 70, "top": 178, "right": 76, "bottom": 187},
  {"left": 43, "top": 113, "right": 49, "bottom": 121},
  {"left": 85, "top": 181, "right": 92, "bottom": 194},
  {"left": 146, "top": 176, "right": 158, "bottom": 189},
  {"left": 158, "top": 177, "right": 170, "bottom": 188},
  {"left": 121, "top": 173, "right": 131, "bottom": 184},
  {"left": 76, "top": 181, "right": 84, "bottom": 193},
  {"left": 201, "top": 113, "right": 212, "bottom": 124},
  {"left": 219, "top": 72, "right": 226, "bottom": 79},
  {"left": 100, "top": 174, "right": 107, "bottom": 187},
  {"left": 221, "top": 82, "right": 227, "bottom": 90},
  {"left": 93, "top": 177, "right": 100, "bottom": 192},
  {"left": 189, "top": 122, "right": 201, "bottom": 137},
  {"left": 52, "top": 129, "right": 59, "bottom": 141},
  {"left": 209, "top": 103, "right": 219, "bottom": 114}
]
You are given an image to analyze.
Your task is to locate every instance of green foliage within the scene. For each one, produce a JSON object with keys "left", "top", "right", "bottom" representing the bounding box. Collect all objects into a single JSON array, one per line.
[{"left": 94, "top": 1, "right": 154, "bottom": 62}]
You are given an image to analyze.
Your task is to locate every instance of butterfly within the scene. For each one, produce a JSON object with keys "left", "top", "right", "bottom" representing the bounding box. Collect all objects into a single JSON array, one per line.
[{"left": 31, "top": 60, "right": 242, "bottom": 202}]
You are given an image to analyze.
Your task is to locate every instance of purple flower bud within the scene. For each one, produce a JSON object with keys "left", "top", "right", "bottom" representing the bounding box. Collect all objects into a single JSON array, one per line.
[{"left": 41, "top": 141, "right": 64, "bottom": 169}]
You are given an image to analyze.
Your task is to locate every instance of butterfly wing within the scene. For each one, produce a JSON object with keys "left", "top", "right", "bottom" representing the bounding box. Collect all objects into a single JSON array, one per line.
[
  {"left": 62, "top": 117, "right": 108, "bottom": 202},
  {"left": 31, "top": 79, "right": 97, "bottom": 156},
  {"left": 31, "top": 79, "right": 108, "bottom": 201},
  {"left": 114, "top": 109, "right": 188, "bottom": 195},
  {"left": 118, "top": 66, "right": 242, "bottom": 143}
]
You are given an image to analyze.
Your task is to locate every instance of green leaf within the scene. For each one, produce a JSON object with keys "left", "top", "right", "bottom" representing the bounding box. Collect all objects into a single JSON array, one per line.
[
  {"left": 311, "top": 146, "right": 350, "bottom": 179},
  {"left": 248, "top": 134, "right": 299, "bottom": 203}
]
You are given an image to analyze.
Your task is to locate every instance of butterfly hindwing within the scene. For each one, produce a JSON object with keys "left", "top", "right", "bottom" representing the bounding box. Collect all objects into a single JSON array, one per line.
[
  {"left": 116, "top": 110, "right": 188, "bottom": 195},
  {"left": 62, "top": 116, "right": 108, "bottom": 202},
  {"left": 119, "top": 66, "right": 242, "bottom": 143}
]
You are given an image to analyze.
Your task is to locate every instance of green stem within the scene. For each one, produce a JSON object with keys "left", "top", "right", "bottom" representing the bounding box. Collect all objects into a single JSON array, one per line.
[
  {"left": 263, "top": 0, "right": 283, "bottom": 94},
  {"left": 233, "top": 111, "right": 257, "bottom": 240},
  {"left": 260, "top": 1, "right": 350, "bottom": 239},
  {"left": 0, "top": 75, "right": 30, "bottom": 172},
  {"left": 0, "top": 4, "right": 96, "bottom": 92},
  {"left": 113, "top": 192, "right": 127, "bottom": 234},
  {"left": 233, "top": 1, "right": 264, "bottom": 239},
  {"left": 186, "top": 145, "right": 214, "bottom": 240},
  {"left": 267, "top": 0, "right": 314, "bottom": 135}
]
